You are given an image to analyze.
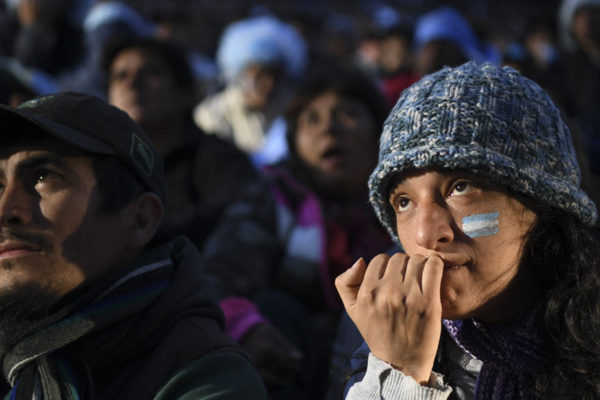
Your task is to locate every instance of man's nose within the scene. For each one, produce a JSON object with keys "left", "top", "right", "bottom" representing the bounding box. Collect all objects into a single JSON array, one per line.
[
  {"left": 0, "top": 182, "right": 33, "bottom": 226},
  {"left": 414, "top": 200, "right": 454, "bottom": 250}
]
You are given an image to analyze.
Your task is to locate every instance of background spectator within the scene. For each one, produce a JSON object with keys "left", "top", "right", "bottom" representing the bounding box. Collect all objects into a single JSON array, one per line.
[
  {"left": 193, "top": 15, "right": 307, "bottom": 167},
  {"left": 199, "top": 64, "right": 391, "bottom": 399},
  {"left": 103, "top": 36, "right": 268, "bottom": 250}
]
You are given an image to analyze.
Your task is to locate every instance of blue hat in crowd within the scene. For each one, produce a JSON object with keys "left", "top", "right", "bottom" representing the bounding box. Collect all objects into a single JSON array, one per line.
[
  {"left": 217, "top": 15, "right": 307, "bottom": 84},
  {"left": 413, "top": 6, "right": 500, "bottom": 65},
  {"left": 369, "top": 61, "right": 598, "bottom": 242}
]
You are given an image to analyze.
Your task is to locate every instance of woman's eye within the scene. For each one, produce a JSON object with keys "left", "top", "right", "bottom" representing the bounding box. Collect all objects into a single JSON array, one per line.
[
  {"left": 336, "top": 104, "right": 358, "bottom": 118},
  {"left": 450, "top": 180, "right": 474, "bottom": 196},
  {"left": 396, "top": 197, "right": 412, "bottom": 212}
]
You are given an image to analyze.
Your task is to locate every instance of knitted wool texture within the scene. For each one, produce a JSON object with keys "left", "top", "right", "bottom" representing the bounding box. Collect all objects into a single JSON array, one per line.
[{"left": 369, "top": 61, "right": 598, "bottom": 242}]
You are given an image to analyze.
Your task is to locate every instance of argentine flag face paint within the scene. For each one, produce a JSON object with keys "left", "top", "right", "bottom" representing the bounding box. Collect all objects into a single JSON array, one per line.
[{"left": 462, "top": 212, "right": 499, "bottom": 238}]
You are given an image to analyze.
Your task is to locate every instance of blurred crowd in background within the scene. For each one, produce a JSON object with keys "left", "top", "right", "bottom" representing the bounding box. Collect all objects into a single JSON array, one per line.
[
  {"left": 1, "top": 0, "right": 599, "bottom": 175},
  {"left": 0, "top": 0, "right": 599, "bottom": 398}
]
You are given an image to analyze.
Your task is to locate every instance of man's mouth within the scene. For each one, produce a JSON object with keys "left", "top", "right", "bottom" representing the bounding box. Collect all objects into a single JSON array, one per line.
[{"left": 0, "top": 242, "right": 39, "bottom": 259}]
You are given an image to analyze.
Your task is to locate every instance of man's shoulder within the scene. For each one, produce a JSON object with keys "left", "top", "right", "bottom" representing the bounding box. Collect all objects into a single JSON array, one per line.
[{"left": 154, "top": 352, "right": 267, "bottom": 400}]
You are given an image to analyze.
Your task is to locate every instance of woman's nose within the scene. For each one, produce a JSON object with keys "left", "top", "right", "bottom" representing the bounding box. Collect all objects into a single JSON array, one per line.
[{"left": 414, "top": 200, "right": 455, "bottom": 250}]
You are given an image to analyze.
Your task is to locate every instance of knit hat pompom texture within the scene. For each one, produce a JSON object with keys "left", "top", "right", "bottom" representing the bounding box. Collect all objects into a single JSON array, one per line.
[{"left": 369, "top": 61, "right": 598, "bottom": 242}]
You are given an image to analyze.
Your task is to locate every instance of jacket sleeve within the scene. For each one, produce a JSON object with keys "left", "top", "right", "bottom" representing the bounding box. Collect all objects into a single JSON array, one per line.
[
  {"left": 346, "top": 353, "right": 452, "bottom": 400},
  {"left": 154, "top": 352, "right": 267, "bottom": 400}
]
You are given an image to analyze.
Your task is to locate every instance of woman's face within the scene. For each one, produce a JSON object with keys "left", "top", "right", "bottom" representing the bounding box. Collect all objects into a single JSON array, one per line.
[
  {"left": 295, "top": 90, "right": 378, "bottom": 198},
  {"left": 389, "top": 169, "right": 539, "bottom": 322}
]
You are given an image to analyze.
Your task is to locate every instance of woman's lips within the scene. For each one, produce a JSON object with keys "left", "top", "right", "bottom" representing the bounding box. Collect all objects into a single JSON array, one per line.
[
  {"left": 321, "top": 146, "right": 346, "bottom": 168},
  {"left": 443, "top": 264, "right": 464, "bottom": 270},
  {"left": 438, "top": 256, "right": 470, "bottom": 271}
]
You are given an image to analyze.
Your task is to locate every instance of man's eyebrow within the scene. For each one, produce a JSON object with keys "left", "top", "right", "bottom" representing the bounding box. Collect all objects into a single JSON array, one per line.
[{"left": 16, "top": 154, "right": 69, "bottom": 171}]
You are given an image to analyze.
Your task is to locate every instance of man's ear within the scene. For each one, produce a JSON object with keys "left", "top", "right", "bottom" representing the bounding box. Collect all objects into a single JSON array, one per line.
[{"left": 124, "top": 192, "right": 164, "bottom": 249}]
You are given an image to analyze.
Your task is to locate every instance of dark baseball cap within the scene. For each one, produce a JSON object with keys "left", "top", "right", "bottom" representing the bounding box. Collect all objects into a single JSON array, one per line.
[{"left": 0, "top": 92, "right": 164, "bottom": 199}]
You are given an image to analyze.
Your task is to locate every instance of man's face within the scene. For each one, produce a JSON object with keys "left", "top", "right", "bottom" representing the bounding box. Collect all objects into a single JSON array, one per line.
[
  {"left": 0, "top": 138, "right": 133, "bottom": 302},
  {"left": 107, "top": 47, "right": 186, "bottom": 129}
]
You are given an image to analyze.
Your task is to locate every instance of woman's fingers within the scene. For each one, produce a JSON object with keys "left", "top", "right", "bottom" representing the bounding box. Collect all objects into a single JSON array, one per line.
[
  {"left": 383, "top": 252, "right": 409, "bottom": 281},
  {"left": 335, "top": 252, "right": 443, "bottom": 385},
  {"left": 335, "top": 257, "right": 367, "bottom": 316},
  {"left": 362, "top": 253, "right": 391, "bottom": 282},
  {"left": 421, "top": 255, "right": 444, "bottom": 299},
  {"left": 403, "top": 254, "right": 427, "bottom": 289}
]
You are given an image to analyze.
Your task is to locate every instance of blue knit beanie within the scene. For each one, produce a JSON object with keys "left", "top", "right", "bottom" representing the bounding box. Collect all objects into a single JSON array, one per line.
[
  {"left": 217, "top": 16, "right": 307, "bottom": 84},
  {"left": 369, "top": 61, "right": 598, "bottom": 242}
]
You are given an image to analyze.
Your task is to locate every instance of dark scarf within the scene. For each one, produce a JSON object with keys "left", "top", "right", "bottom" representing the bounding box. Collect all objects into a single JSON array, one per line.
[
  {"left": 443, "top": 304, "right": 545, "bottom": 400},
  {"left": 2, "top": 243, "right": 176, "bottom": 400}
]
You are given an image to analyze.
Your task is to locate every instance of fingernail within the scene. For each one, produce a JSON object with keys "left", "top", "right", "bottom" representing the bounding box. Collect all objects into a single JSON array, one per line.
[{"left": 350, "top": 257, "right": 363, "bottom": 270}]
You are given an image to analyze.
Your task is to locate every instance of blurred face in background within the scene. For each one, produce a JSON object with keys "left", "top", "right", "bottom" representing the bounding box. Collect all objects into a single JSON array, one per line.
[
  {"left": 415, "top": 39, "right": 467, "bottom": 76},
  {"left": 107, "top": 47, "right": 188, "bottom": 130},
  {"left": 378, "top": 34, "right": 411, "bottom": 74},
  {"left": 571, "top": 5, "right": 600, "bottom": 53},
  {"left": 238, "top": 63, "right": 284, "bottom": 110},
  {"left": 294, "top": 90, "right": 378, "bottom": 199}
]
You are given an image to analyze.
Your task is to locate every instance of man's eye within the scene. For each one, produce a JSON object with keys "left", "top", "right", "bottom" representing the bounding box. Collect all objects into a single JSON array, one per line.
[{"left": 34, "top": 170, "right": 55, "bottom": 184}]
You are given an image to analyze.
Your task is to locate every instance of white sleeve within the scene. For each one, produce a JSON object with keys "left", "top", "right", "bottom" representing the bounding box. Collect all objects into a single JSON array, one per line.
[{"left": 345, "top": 353, "right": 452, "bottom": 400}]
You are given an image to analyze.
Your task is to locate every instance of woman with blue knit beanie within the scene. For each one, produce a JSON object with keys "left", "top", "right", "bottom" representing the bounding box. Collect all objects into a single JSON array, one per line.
[{"left": 335, "top": 61, "right": 600, "bottom": 399}]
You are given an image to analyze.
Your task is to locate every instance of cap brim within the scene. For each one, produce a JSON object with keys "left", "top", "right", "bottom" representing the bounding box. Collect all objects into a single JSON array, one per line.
[{"left": 0, "top": 103, "right": 116, "bottom": 156}]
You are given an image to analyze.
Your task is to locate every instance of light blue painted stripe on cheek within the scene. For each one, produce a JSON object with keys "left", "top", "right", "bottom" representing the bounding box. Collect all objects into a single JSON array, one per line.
[{"left": 462, "top": 211, "right": 499, "bottom": 238}]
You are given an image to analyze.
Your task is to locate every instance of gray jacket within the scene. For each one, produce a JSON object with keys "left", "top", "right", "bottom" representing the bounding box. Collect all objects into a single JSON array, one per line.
[{"left": 345, "top": 331, "right": 482, "bottom": 400}]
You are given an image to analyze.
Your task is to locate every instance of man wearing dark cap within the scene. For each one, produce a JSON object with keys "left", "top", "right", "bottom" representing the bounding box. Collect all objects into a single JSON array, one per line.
[{"left": 0, "top": 92, "right": 267, "bottom": 399}]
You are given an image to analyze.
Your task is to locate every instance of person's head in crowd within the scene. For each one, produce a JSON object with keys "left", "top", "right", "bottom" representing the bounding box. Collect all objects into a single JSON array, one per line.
[
  {"left": 366, "top": 5, "right": 414, "bottom": 76},
  {"left": 10, "top": 0, "right": 84, "bottom": 76},
  {"left": 501, "top": 41, "right": 533, "bottom": 74},
  {"left": 83, "top": 0, "right": 158, "bottom": 42},
  {"left": 60, "top": 0, "right": 158, "bottom": 97},
  {"left": 0, "top": 91, "right": 163, "bottom": 355},
  {"left": 284, "top": 64, "right": 388, "bottom": 200},
  {"left": 559, "top": 0, "right": 600, "bottom": 57},
  {"left": 0, "top": 57, "right": 59, "bottom": 107},
  {"left": 16, "top": 0, "right": 71, "bottom": 28},
  {"left": 523, "top": 18, "right": 560, "bottom": 70},
  {"left": 319, "top": 13, "right": 358, "bottom": 64},
  {"left": 103, "top": 37, "right": 195, "bottom": 155},
  {"left": 338, "top": 61, "right": 600, "bottom": 399},
  {"left": 376, "top": 25, "right": 414, "bottom": 76},
  {"left": 0, "top": 91, "right": 267, "bottom": 399},
  {"left": 413, "top": 6, "right": 500, "bottom": 76},
  {"left": 216, "top": 15, "right": 307, "bottom": 110}
]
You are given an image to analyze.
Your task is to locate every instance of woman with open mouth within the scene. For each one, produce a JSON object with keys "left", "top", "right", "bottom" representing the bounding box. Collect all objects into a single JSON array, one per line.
[{"left": 201, "top": 62, "right": 393, "bottom": 399}]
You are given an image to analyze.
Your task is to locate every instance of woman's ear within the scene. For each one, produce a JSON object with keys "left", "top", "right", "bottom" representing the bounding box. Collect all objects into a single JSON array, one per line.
[{"left": 124, "top": 192, "right": 164, "bottom": 249}]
